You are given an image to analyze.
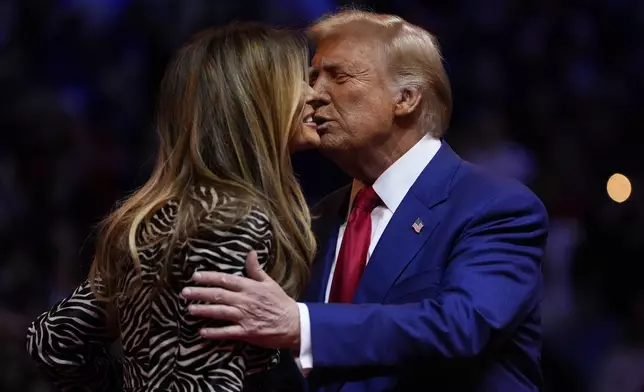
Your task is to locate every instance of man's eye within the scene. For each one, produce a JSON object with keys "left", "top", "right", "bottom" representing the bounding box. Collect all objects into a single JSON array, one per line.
[{"left": 335, "top": 74, "right": 349, "bottom": 83}]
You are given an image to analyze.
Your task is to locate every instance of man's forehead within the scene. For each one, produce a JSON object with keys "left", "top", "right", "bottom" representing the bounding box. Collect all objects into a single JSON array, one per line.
[
  {"left": 310, "top": 58, "right": 353, "bottom": 69},
  {"left": 310, "top": 38, "right": 376, "bottom": 69}
]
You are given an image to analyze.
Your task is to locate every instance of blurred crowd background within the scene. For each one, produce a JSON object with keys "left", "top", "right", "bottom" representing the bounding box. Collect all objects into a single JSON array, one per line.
[{"left": 1, "top": 0, "right": 643, "bottom": 391}]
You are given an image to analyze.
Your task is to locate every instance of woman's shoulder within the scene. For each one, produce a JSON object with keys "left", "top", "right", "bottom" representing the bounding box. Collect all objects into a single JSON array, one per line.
[
  {"left": 137, "top": 198, "right": 179, "bottom": 244},
  {"left": 137, "top": 185, "right": 272, "bottom": 248},
  {"left": 189, "top": 185, "right": 271, "bottom": 228},
  {"left": 184, "top": 186, "right": 274, "bottom": 268}
]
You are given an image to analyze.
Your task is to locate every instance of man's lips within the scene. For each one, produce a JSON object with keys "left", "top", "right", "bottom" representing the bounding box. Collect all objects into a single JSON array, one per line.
[
  {"left": 312, "top": 115, "right": 331, "bottom": 126},
  {"left": 315, "top": 121, "right": 331, "bottom": 134}
]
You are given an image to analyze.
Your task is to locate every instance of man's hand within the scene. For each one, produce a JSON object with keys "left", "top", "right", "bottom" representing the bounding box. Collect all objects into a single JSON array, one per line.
[{"left": 181, "top": 251, "right": 301, "bottom": 352}]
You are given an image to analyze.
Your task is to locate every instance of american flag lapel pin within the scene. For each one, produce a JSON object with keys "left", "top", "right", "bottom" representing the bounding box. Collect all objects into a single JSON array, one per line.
[{"left": 412, "top": 218, "right": 424, "bottom": 233}]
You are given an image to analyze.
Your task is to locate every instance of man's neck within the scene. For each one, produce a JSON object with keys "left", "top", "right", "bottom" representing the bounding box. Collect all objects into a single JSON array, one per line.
[{"left": 351, "top": 129, "right": 424, "bottom": 184}]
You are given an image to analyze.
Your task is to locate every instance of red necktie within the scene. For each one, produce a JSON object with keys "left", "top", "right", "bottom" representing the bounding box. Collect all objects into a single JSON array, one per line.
[{"left": 329, "top": 186, "right": 381, "bottom": 303}]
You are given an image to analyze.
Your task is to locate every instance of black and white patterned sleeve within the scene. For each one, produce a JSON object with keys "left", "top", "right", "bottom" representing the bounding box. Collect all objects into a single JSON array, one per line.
[
  {"left": 181, "top": 205, "right": 280, "bottom": 392},
  {"left": 26, "top": 280, "right": 121, "bottom": 392}
]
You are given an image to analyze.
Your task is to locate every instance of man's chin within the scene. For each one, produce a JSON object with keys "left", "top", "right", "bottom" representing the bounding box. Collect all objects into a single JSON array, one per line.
[
  {"left": 318, "top": 139, "right": 347, "bottom": 161},
  {"left": 317, "top": 135, "right": 338, "bottom": 152}
]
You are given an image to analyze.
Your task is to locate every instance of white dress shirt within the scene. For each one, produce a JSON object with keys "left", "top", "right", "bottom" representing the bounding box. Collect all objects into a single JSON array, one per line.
[{"left": 296, "top": 134, "right": 442, "bottom": 371}]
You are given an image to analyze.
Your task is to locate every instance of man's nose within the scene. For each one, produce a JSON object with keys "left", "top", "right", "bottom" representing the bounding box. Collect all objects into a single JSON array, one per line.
[
  {"left": 306, "top": 86, "right": 329, "bottom": 110},
  {"left": 309, "top": 97, "right": 327, "bottom": 110}
]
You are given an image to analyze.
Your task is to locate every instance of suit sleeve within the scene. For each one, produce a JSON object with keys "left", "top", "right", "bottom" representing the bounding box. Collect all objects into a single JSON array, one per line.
[
  {"left": 304, "top": 189, "right": 548, "bottom": 368},
  {"left": 25, "top": 280, "right": 121, "bottom": 392},
  {"left": 182, "top": 207, "right": 279, "bottom": 391}
]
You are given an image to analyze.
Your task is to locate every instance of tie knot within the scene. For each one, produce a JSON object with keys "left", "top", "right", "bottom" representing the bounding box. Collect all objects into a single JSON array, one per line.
[{"left": 353, "top": 186, "right": 381, "bottom": 213}]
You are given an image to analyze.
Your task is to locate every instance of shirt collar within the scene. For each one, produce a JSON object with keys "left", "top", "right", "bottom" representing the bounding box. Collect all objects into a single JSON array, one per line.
[{"left": 350, "top": 134, "right": 442, "bottom": 213}]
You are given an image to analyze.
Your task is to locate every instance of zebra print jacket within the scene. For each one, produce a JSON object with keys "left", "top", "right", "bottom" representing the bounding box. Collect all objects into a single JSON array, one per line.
[{"left": 26, "top": 186, "right": 282, "bottom": 392}]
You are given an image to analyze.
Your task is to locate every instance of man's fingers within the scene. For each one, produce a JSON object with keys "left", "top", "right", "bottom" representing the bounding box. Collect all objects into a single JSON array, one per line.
[
  {"left": 245, "top": 251, "right": 270, "bottom": 282},
  {"left": 187, "top": 304, "right": 243, "bottom": 322},
  {"left": 181, "top": 287, "right": 245, "bottom": 305},
  {"left": 190, "top": 271, "right": 250, "bottom": 291},
  {"left": 199, "top": 325, "right": 247, "bottom": 341}
]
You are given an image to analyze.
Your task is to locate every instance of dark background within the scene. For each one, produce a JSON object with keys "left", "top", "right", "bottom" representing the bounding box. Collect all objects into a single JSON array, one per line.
[{"left": 1, "top": 0, "right": 643, "bottom": 391}]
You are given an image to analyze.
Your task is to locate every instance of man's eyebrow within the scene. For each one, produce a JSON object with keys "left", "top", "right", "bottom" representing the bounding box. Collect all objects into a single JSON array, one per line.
[{"left": 310, "top": 61, "right": 346, "bottom": 75}]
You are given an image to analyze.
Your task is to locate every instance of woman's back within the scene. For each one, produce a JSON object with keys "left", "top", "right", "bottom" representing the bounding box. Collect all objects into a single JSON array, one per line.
[
  {"left": 26, "top": 22, "right": 316, "bottom": 392},
  {"left": 27, "top": 186, "right": 279, "bottom": 391},
  {"left": 118, "top": 185, "right": 278, "bottom": 390}
]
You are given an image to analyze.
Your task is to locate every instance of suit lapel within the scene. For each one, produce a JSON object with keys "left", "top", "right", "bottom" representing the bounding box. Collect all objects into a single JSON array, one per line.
[
  {"left": 353, "top": 143, "right": 462, "bottom": 304},
  {"left": 353, "top": 195, "right": 439, "bottom": 304}
]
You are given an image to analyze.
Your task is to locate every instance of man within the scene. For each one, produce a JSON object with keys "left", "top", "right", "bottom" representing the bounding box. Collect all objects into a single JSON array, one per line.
[{"left": 181, "top": 10, "right": 548, "bottom": 392}]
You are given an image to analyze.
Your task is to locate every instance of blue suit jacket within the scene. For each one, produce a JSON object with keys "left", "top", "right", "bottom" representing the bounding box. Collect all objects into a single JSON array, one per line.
[{"left": 301, "top": 143, "right": 548, "bottom": 392}]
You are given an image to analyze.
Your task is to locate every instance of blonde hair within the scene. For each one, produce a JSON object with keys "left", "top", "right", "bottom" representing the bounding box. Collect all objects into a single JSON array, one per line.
[
  {"left": 89, "top": 23, "right": 316, "bottom": 301},
  {"left": 308, "top": 9, "right": 452, "bottom": 137}
]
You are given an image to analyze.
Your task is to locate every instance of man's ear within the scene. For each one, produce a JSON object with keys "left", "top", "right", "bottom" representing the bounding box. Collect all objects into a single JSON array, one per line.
[{"left": 393, "top": 87, "right": 422, "bottom": 117}]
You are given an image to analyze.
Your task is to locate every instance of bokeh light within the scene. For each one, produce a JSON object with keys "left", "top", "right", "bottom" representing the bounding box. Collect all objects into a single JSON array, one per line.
[{"left": 606, "top": 173, "right": 632, "bottom": 203}]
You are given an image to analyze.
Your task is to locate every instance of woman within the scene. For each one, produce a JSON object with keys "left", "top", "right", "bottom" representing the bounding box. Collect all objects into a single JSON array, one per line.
[{"left": 26, "top": 22, "right": 319, "bottom": 392}]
